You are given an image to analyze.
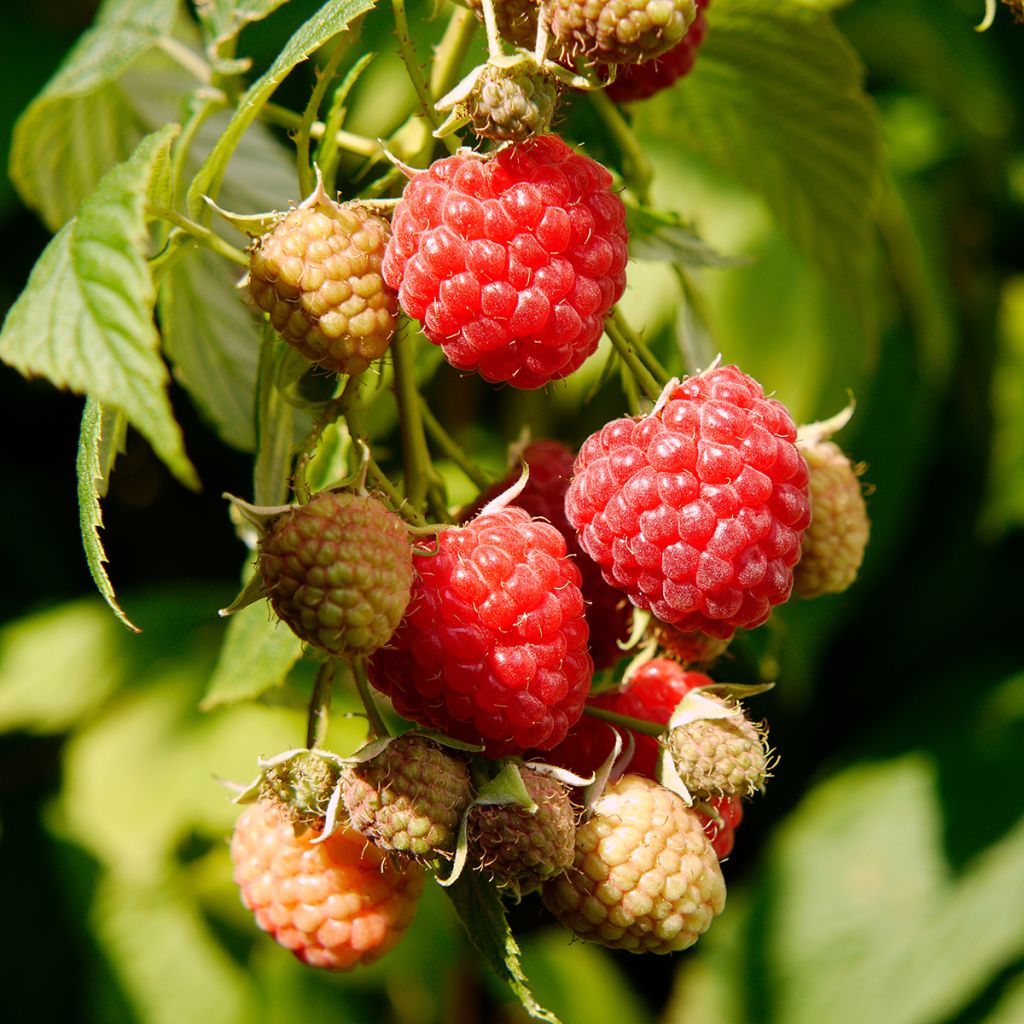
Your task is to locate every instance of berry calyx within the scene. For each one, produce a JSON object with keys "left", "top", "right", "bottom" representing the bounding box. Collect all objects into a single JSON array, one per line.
[
  {"left": 339, "top": 735, "right": 474, "bottom": 861},
  {"left": 382, "top": 136, "right": 629, "bottom": 389},
  {"left": 566, "top": 364, "right": 812, "bottom": 639},
  {"left": 231, "top": 800, "right": 423, "bottom": 971},
  {"left": 248, "top": 191, "right": 398, "bottom": 374},
  {"left": 367, "top": 506, "right": 594, "bottom": 756},
  {"left": 258, "top": 491, "right": 414, "bottom": 659},
  {"left": 542, "top": 773, "right": 725, "bottom": 952}
]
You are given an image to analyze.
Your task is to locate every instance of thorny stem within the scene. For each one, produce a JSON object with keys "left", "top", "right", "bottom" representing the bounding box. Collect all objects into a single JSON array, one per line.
[
  {"left": 295, "top": 33, "right": 351, "bottom": 196},
  {"left": 146, "top": 206, "right": 250, "bottom": 267},
  {"left": 319, "top": 53, "right": 376, "bottom": 194},
  {"left": 583, "top": 704, "right": 666, "bottom": 739},
  {"left": 419, "top": 396, "right": 491, "bottom": 490},
  {"left": 611, "top": 307, "right": 671, "bottom": 384},
  {"left": 605, "top": 312, "right": 662, "bottom": 402},
  {"left": 391, "top": 0, "right": 458, "bottom": 153},
  {"left": 430, "top": 7, "right": 478, "bottom": 98},
  {"left": 588, "top": 89, "right": 653, "bottom": 205},
  {"left": 365, "top": 451, "right": 429, "bottom": 527},
  {"left": 306, "top": 660, "right": 336, "bottom": 749},
  {"left": 292, "top": 381, "right": 351, "bottom": 502},
  {"left": 261, "top": 102, "right": 381, "bottom": 160},
  {"left": 352, "top": 658, "right": 390, "bottom": 739}
]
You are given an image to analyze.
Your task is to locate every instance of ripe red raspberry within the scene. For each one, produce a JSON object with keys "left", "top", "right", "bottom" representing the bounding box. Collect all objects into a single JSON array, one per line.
[
  {"left": 793, "top": 438, "right": 870, "bottom": 598},
  {"left": 543, "top": 774, "right": 725, "bottom": 952},
  {"left": 367, "top": 507, "right": 593, "bottom": 756},
  {"left": 544, "top": 0, "right": 697, "bottom": 66},
  {"left": 605, "top": 0, "right": 708, "bottom": 102},
  {"left": 382, "top": 136, "right": 629, "bottom": 389},
  {"left": 698, "top": 795, "right": 742, "bottom": 859},
  {"left": 231, "top": 800, "right": 423, "bottom": 971},
  {"left": 258, "top": 491, "right": 414, "bottom": 658},
  {"left": 566, "top": 365, "right": 811, "bottom": 639},
  {"left": 248, "top": 196, "right": 398, "bottom": 374},
  {"left": 464, "top": 440, "right": 630, "bottom": 669},
  {"left": 543, "top": 658, "right": 708, "bottom": 778}
]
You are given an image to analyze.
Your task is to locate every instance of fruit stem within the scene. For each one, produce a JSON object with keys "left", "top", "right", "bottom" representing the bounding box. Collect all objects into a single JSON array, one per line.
[
  {"left": 351, "top": 658, "right": 390, "bottom": 739},
  {"left": 145, "top": 206, "right": 250, "bottom": 268},
  {"left": 295, "top": 32, "right": 351, "bottom": 196},
  {"left": 587, "top": 90, "right": 653, "bottom": 205},
  {"left": 583, "top": 704, "right": 666, "bottom": 738},
  {"left": 430, "top": 7, "right": 479, "bottom": 98},
  {"left": 391, "top": 0, "right": 459, "bottom": 154},
  {"left": 478, "top": 0, "right": 505, "bottom": 62},
  {"left": 605, "top": 313, "right": 663, "bottom": 402},
  {"left": 293, "top": 383, "right": 350, "bottom": 502},
  {"left": 306, "top": 660, "right": 336, "bottom": 749},
  {"left": 260, "top": 102, "right": 381, "bottom": 159},
  {"left": 611, "top": 307, "right": 671, "bottom": 384},
  {"left": 419, "top": 396, "right": 491, "bottom": 491}
]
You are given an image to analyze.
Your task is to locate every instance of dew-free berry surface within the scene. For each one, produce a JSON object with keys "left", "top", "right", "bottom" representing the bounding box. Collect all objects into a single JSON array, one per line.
[
  {"left": 249, "top": 199, "right": 397, "bottom": 374},
  {"left": 259, "top": 491, "right": 414, "bottom": 658},
  {"left": 231, "top": 801, "right": 423, "bottom": 971},
  {"left": 468, "top": 63, "right": 559, "bottom": 142},
  {"left": 368, "top": 506, "right": 593, "bottom": 756},
  {"left": 566, "top": 365, "right": 811, "bottom": 638},
  {"left": 383, "top": 136, "right": 629, "bottom": 389}
]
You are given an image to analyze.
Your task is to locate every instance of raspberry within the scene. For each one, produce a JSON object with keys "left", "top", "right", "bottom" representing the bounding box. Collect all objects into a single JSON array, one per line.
[
  {"left": 258, "top": 491, "right": 414, "bottom": 659},
  {"left": 382, "top": 136, "right": 629, "bottom": 389},
  {"left": 258, "top": 750, "right": 341, "bottom": 830},
  {"left": 467, "top": 767, "right": 576, "bottom": 894},
  {"left": 565, "top": 364, "right": 812, "bottom": 639},
  {"left": 463, "top": 0, "right": 539, "bottom": 50},
  {"left": 231, "top": 800, "right": 423, "bottom": 971},
  {"left": 793, "top": 438, "right": 870, "bottom": 599},
  {"left": 667, "top": 694, "right": 769, "bottom": 799},
  {"left": 543, "top": 659, "right": 707, "bottom": 777},
  {"left": 340, "top": 735, "right": 473, "bottom": 860},
  {"left": 544, "top": 0, "right": 697, "bottom": 65},
  {"left": 248, "top": 195, "right": 398, "bottom": 374},
  {"left": 605, "top": 0, "right": 708, "bottom": 102},
  {"left": 542, "top": 774, "right": 725, "bottom": 952},
  {"left": 463, "top": 439, "right": 630, "bottom": 669},
  {"left": 697, "top": 795, "right": 742, "bottom": 859},
  {"left": 367, "top": 506, "right": 593, "bottom": 756},
  {"left": 653, "top": 621, "right": 729, "bottom": 665},
  {"left": 468, "top": 62, "right": 560, "bottom": 142}
]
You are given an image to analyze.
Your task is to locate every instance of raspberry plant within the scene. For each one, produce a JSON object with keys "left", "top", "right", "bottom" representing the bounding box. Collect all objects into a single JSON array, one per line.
[{"left": 6, "top": 0, "right": 1021, "bottom": 1021}]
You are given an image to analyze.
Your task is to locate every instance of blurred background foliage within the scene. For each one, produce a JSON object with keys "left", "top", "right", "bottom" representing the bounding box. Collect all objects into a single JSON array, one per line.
[{"left": 1, "top": 0, "right": 1023, "bottom": 1021}]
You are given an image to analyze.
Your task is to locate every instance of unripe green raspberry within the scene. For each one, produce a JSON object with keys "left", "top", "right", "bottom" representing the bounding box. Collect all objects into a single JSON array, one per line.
[
  {"left": 340, "top": 736, "right": 474, "bottom": 861},
  {"left": 544, "top": 0, "right": 697, "bottom": 65},
  {"left": 259, "top": 750, "right": 341, "bottom": 831},
  {"left": 259, "top": 491, "right": 414, "bottom": 658},
  {"left": 793, "top": 439, "right": 870, "bottom": 599},
  {"left": 542, "top": 774, "right": 725, "bottom": 953},
  {"left": 468, "top": 63, "right": 559, "bottom": 142},
  {"left": 667, "top": 694, "right": 769, "bottom": 799},
  {"left": 248, "top": 196, "right": 398, "bottom": 374},
  {"left": 468, "top": 767, "right": 575, "bottom": 894}
]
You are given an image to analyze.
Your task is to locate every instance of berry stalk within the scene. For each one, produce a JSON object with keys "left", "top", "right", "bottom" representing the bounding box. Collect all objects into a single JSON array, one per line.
[
  {"left": 295, "top": 33, "right": 352, "bottom": 195},
  {"left": 583, "top": 703, "right": 667, "bottom": 738},
  {"left": 588, "top": 89, "right": 654, "bottom": 204},
  {"left": 418, "top": 395, "right": 491, "bottom": 491},
  {"left": 352, "top": 658, "right": 390, "bottom": 739},
  {"left": 605, "top": 312, "right": 663, "bottom": 401},
  {"left": 306, "top": 660, "right": 336, "bottom": 749}
]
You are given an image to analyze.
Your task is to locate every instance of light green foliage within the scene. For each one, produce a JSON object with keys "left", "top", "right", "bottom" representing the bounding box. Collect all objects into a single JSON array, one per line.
[{"left": 195, "top": 0, "right": 292, "bottom": 52}]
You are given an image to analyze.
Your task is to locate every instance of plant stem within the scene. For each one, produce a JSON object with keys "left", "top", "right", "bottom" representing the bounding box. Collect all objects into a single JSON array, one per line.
[
  {"left": 352, "top": 658, "right": 390, "bottom": 739},
  {"left": 611, "top": 307, "right": 671, "bottom": 383},
  {"left": 292, "top": 383, "right": 349, "bottom": 502},
  {"left": 295, "top": 34, "right": 351, "bottom": 195},
  {"left": 391, "top": 0, "right": 458, "bottom": 153},
  {"left": 157, "top": 37, "right": 212, "bottom": 84},
  {"left": 146, "top": 206, "right": 250, "bottom": 267},
  {"left": 392, "top": 325, "right": 438, "bottom": 514},
  {"left": 588, "top": 89, "right": 653, "bottom": 205},
  {"left": 583, "top": 704, "right": 666, "bottom": 738},
  {"left": 261, "top": 102, "right": 381, "bottom": 159},
  {"left": 419, "top": 396, "right": 490, "bottom": 490},
  {"left": 605, "top": 313, "right": 662, "bottom": 402},
  {"left": 306, "top": 660, "right": 336, "bottom": 749},
  {"left": 478, "top": 0, "right": 505, "bottom": 61},
  {"left": 430, "top": 7, "right": 478, "bottom": 97}
]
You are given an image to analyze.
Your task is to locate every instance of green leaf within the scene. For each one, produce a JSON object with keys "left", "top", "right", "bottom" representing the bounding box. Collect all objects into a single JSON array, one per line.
[
  {"left": 445, "top": 873, "right": 561, "bottom": 1024},
  {"left": 159, "top": 248, "right": 261, "bottom": 451},
  {"left": 625, "top": 201, "right": 747, "bottom": 268},
  {"left": 201, "top": 602, "right": 302, "bottom": 710},
  {"left": 188, "top": 0, "right": 379, "bottom": 215},
  {"left": 9, "top": 0, "right": 181, "bottom": 229},
  {"left": 194, "top": 0, "right": 291, "bottom": 50},
  {"left": 0, "top": 126, "right": 198, "bottom": 490},
  {"left": 77, "top": 399, "right": 139, "bottom": 633},
  {"left": 634, "top": 0, "right": 883, "bottom": 315}
]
